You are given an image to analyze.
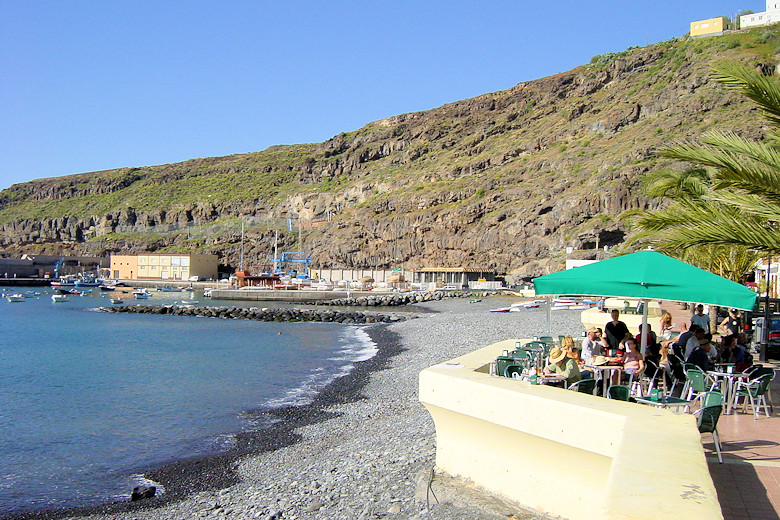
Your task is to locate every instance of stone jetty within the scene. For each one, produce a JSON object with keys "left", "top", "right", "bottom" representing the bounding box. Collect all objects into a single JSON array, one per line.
[
  {"left": 100, "top": 304, "right": 408, "bottom": 324},
  {"left": 313, "top": 290, "right": 490, "bottom": 307}
]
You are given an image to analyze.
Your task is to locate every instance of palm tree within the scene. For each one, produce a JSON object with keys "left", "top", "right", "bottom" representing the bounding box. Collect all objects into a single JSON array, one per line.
[{"left": 626, "top": 61, "right": 780, "bottom": 254}]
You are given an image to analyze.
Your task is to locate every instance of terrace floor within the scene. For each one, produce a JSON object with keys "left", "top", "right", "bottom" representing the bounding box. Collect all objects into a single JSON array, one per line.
[{"left": 663, "top": 301, "right": 780, "bottom": 520}]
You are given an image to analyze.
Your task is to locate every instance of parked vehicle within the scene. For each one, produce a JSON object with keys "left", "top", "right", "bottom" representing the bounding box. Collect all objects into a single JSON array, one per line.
[{"left": 752, "top": 315, "right": 780, "bottom": 358}]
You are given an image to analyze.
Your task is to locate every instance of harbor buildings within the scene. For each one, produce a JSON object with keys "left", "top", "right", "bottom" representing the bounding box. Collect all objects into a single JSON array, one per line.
[{"left": 109, "top": 253, "right": 218, "bottom": 281}]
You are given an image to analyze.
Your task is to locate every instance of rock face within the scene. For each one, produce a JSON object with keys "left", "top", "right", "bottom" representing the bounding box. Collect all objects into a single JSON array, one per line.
[{"left": 0, "top": 31, "right": 775, "bottom": 279}]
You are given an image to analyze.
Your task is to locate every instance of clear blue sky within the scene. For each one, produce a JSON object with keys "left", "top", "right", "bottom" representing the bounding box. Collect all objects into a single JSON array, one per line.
[{"left": 0, "top": 0, "right": 751, "bottom": 190}]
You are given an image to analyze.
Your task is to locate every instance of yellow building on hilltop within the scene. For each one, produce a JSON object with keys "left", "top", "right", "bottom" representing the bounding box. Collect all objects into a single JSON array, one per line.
[
  {"left": 690, "top": 16, "right": 733, "bottom": 37},
  {"left": 110, "top": 253, "right": 218, "bottom": 281}
]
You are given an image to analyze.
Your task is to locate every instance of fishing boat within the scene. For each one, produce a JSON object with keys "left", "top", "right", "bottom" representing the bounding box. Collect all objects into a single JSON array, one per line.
[
  {"left": 6, "top": 294, "right": 26, "bottom": 302},
  {"left": 156, "top": 285, "right": 183, "bottom": 292},
  {"left": 133, "top": 289, "right": 152, "bottom": 299},
  {"left": 110, "top": 298, "right": 125, "bottom": 305},
  {"left": 51, "top": 294, "right": 69, "bottom": 302},
  {"left": 98, "top": 284, "right": 117, "bottom": 291}
]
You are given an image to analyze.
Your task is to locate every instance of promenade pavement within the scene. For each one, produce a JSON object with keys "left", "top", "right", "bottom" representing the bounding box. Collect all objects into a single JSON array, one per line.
[{"left": 662, "top": 300, "right": 780, "bottom": 520}]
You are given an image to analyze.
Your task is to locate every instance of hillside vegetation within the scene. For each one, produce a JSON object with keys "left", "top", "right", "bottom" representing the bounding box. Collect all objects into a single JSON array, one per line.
[{"left": 2, "top": 26, "right": 780, "bottom": 279}]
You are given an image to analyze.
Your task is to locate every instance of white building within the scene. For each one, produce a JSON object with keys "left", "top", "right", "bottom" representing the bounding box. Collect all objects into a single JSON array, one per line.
[{"left": 741, "top": 2, "right": 780, "bottom": 29}]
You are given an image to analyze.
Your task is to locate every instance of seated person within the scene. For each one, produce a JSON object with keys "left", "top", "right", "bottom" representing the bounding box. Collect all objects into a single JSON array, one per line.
[
  {"left": 635, "top": 323, "right": 657, "bottom": 356},
  {"left": 581, "top": 327, "right": 606, "bottom": 365},
  {"left": 621, "top": 338, "right": 644, "bottom": 381},
  {"left": 562, "top": 335, "right": 591, "bottom": 379},
  {"left": 719, "top": 334, "right": 746, "bottom": 364},
  {"left": 544, "top": 346, "right": 582, "bottom": 387},
  {"left": 686, "top": 334, "right": 713, "bottom": 372}
]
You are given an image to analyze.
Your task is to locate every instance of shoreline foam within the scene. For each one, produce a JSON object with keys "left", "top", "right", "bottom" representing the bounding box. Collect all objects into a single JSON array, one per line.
[{"left": 5, "top": 298, "right": 584, "bottom": 520}]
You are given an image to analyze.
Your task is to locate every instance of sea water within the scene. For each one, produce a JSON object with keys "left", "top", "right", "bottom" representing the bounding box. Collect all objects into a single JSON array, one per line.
[{"left": 0, "top": 288, "right": 377, "bottom": 513}]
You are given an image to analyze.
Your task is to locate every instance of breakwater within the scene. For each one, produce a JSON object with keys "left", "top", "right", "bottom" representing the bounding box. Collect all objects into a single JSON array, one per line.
[
  {"left": 100, "top": 304, "right": 408, "bottom": 324},
  {"left": 313, "top": 290, "right": 490, "bottom": 307}
]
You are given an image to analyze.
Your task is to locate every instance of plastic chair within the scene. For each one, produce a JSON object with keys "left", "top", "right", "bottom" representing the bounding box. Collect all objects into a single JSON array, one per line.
[
  {"left": 539, "top": 336, "right": 554, "bottom": 344},
  {"left": 733, "top": 374, "right": 772, "bottom": 419},
  {"left": 749, "top": 367, "right": 775, "bottom": 412},
  {"left": 607, "top": 384, "right": 630, "bottom": 401},
  {"left": 568, "top": 378, "right": 596, "bottom": 395},
  {"left": 503, "top": 364, "right": 525, "bottom": 379},
  {"left": 683, "top": 368, "right": 716, "bottom": 401},
  {"left": 687, "top": 390, "right": 723, "bottom": 414},
  {"left": 695, "top": 404, "right": 724, "bottom": 463},
  {"left": 495, "top": 356, "right": 516, "bottom": 377}
]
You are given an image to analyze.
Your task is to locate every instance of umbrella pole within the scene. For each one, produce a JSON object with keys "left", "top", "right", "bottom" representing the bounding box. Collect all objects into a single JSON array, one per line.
[
  {"left": 641, "top": 299, "right": 649, "bottom": 355},
  {"left": 547, "top": 295, "right": 553, "bottom": 337}
]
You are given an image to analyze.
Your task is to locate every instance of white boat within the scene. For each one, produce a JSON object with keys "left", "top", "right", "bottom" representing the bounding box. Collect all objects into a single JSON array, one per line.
[
  {"left": 6, "top": 294, "right": 26, "bottom": 302},
  {"left": 110, "top": 298, "right": 125, "bottom": 304},
  {"left": 51, "top": 294, "right": 69, "bottom": 302},
  {"left": 156, "top": 285, "right": 183, "bottom": 292},
  {"left": 133, "top": 289, "right": 151, "bottom": 299},
  {"left": 179, "top": 299, "right": 198, "bottom": 305}
]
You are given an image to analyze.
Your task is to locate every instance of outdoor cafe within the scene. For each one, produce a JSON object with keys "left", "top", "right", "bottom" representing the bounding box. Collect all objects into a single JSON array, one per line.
[{"left": 419, "top": 251, "right": 770, "bottom": 519}]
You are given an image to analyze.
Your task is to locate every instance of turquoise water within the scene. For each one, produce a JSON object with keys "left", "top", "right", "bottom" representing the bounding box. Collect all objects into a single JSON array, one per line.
[{"left": 0, "top": 288, "right": 376, "bottom": 513}]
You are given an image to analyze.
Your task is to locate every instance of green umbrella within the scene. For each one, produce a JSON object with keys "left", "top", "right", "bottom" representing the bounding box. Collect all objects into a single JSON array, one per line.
[{"left": 534, "top": 250, "right": 757, "bottom": 352}]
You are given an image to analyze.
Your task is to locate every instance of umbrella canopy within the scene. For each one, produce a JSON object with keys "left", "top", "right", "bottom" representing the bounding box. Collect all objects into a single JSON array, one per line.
[{"left": 534, "top": 250, "right": 757, "bottom": 311}]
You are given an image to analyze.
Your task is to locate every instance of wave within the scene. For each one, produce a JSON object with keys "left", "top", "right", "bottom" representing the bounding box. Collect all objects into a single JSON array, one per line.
[{"left": 261, "top": 326, "right": 378, "bottom": 409}]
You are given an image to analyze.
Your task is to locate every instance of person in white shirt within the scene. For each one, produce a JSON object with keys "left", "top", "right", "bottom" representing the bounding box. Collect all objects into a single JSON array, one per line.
[
  {"left": 581, "top": 327, "right": 606, "bottom": 365},
  {"left": 685, "top": 329, "right": 707, "bottom": 359},
  {"left": 689, "top": 304, "right": 710, "bottom": 333}
]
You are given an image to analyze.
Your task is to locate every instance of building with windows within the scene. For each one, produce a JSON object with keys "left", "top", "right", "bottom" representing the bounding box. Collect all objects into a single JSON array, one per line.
[
  {"left": 690, "top": 16, "right": 733, "bottom": 37},
  {"left": 741, "top": 2, "right": 780, "bottom": 28},
  {"left": 110, "top": 253, "right": 218, "bottom": 281}
]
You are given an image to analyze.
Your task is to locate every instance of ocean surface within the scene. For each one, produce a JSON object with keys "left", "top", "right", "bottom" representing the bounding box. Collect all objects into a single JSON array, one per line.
[{"left": 0, "top": 287, "right": 377, "bottom": 514}]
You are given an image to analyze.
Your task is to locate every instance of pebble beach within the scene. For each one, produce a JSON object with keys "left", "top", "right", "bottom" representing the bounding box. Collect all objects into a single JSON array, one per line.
[{"left": 12, "top": 297, "right": 587, "bottom": 520}]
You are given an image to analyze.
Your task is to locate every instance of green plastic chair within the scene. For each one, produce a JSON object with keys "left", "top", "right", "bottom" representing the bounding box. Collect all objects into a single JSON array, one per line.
[
  {"left": 683, "top": 368, "right": 716, "bottom": 401},
  {"left": 496, "top": 356, "right": 516, "bottom": 377},
  {"left": 568, "top": 378, "right": 596, "bottom": 395},
  {"left": 607, "top": 384, "right": 630, "bottom": 401},
  {"left": 733, "top": 374, "right": 772, "bottom": 419},
  {"left": 504, "top": 365, "right": 525, "bottom": 379},
  {"left": 522, "top": 341, "right": 547, "bottom": 351},
  {"left": 539, "top": 336, "right": 554, "bottom": 344},
  {"left": 696, "top": 404, "right": 724, "bottom": 463},
  {"left": 687, "top": 390, "right": 723, "bottom": 414}
]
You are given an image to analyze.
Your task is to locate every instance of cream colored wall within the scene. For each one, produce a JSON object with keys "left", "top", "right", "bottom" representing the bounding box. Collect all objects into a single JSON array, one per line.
[
  {"left": 419, "top": 339, "right": 722, "bottom": 519},
  {"left": 109, "top": 253, "right": 217, "bottom": 280},
  {"left": 189, "top": 253, "right": 219, "bottom": 279},
  {"left": 580, "top": 300, "right": 663, "bottom": 333},
  {"left": 690, "top": 17, "right": 730, "bottom": 37},
  {"left": 109, "top": 254, "right": 138, "bottom": 279}
]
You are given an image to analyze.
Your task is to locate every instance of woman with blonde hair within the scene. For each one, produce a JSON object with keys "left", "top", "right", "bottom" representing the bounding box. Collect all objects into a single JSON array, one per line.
[{"left": 659, "top": 312, "right": 674, "bottom": 340}]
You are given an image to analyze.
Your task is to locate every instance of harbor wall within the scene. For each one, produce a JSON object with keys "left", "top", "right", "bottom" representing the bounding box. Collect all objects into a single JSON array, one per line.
[{"left": 419, "top": 339, "right": 722, "bottom": 520}]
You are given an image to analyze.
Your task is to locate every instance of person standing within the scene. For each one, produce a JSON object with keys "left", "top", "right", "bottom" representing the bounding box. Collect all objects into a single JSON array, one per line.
[
  {"left": 690, "top": 304, "right": 710, "bottom": 333},
  {"left": 719, "top": 308, "right": 742, "bottom": 336},
  {"left": 604, "top": 310, "right": 630, "bottom": 354}
]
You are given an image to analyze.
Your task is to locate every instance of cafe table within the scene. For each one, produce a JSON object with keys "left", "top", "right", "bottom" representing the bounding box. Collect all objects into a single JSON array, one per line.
[
  {"left": 585, "top": 364, "right": 624, "bottom": 396},
  {"left": 634, "top": 395, "right": 692, "bottom": 412},
  {"left": 707, "top": 370, "right": 749, "bottom": 414}
]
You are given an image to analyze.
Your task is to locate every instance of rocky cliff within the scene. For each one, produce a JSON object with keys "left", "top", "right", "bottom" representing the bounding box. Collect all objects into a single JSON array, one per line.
[{"left": 1, "top": 28, "right": 778, "bottom": 280}]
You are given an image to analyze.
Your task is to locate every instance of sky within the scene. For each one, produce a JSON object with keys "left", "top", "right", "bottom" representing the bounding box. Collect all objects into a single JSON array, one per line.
[{"left": 0, "top": 0, "right": 753, "bottom": 190}]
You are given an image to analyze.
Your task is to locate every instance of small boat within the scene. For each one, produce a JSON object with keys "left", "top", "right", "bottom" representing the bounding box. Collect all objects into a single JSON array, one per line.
[
  {"left": 179, "top": 299, "right": 198, "bottom": 305},
  {"left": 133, "top": 291, "right": 151, "bottom": 299},
  {"left": 98, "top": 284, "right": 116, "bottom": 291},
  {"left": 110, "top": 298, "right": 125, "bottom": 305},
  {"left": 51, "top": 294, "right": 69, "bottom": 302},
  {"left": 156, "top": 285, "right": 183, "bottom": 292},
  {"left": 6, "top": 294, "right": 26, "bottom": 302}
]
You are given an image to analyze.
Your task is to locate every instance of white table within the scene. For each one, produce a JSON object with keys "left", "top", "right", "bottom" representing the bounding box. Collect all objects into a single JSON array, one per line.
[
  {"left": 707, "top": 371, "right": 750, "bottom": 414},
  {"left": 585, "top": 364, "right": 624, "bottom": 396}
]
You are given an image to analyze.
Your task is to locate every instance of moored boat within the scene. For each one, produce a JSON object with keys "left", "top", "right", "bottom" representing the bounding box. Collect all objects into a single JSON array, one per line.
[
  {"left": 51, "top": 294, "right": 69, "bottom": 302},
  {"left": 6, "top": 294, "right": 26, "bottom": 302},
  {"left": 110, "top": 298, "right": 124, "bottom": 304}
]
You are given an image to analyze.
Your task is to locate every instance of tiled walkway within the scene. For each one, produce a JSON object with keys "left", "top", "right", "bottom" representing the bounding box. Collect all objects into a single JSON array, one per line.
[
  {"left": 662, "top": 301, "right": 780, "bottom": 520},
  {"left": 705, "top": 380, "right": 780, "bottom": 520}
]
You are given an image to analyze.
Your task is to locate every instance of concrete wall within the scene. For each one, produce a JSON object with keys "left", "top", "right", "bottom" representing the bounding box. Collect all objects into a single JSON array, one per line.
[
  {"left": 690, "top": 17, "right": 731, "bottom": 37},
  {"left": 419, "top": 339, "right": 722, "bottom": 520},
  {"left": 313, "top": 268, "right": 410, "bottom": 283},
  {"left": 110, "top": 253, "right": 218, "bottom": 280}
]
